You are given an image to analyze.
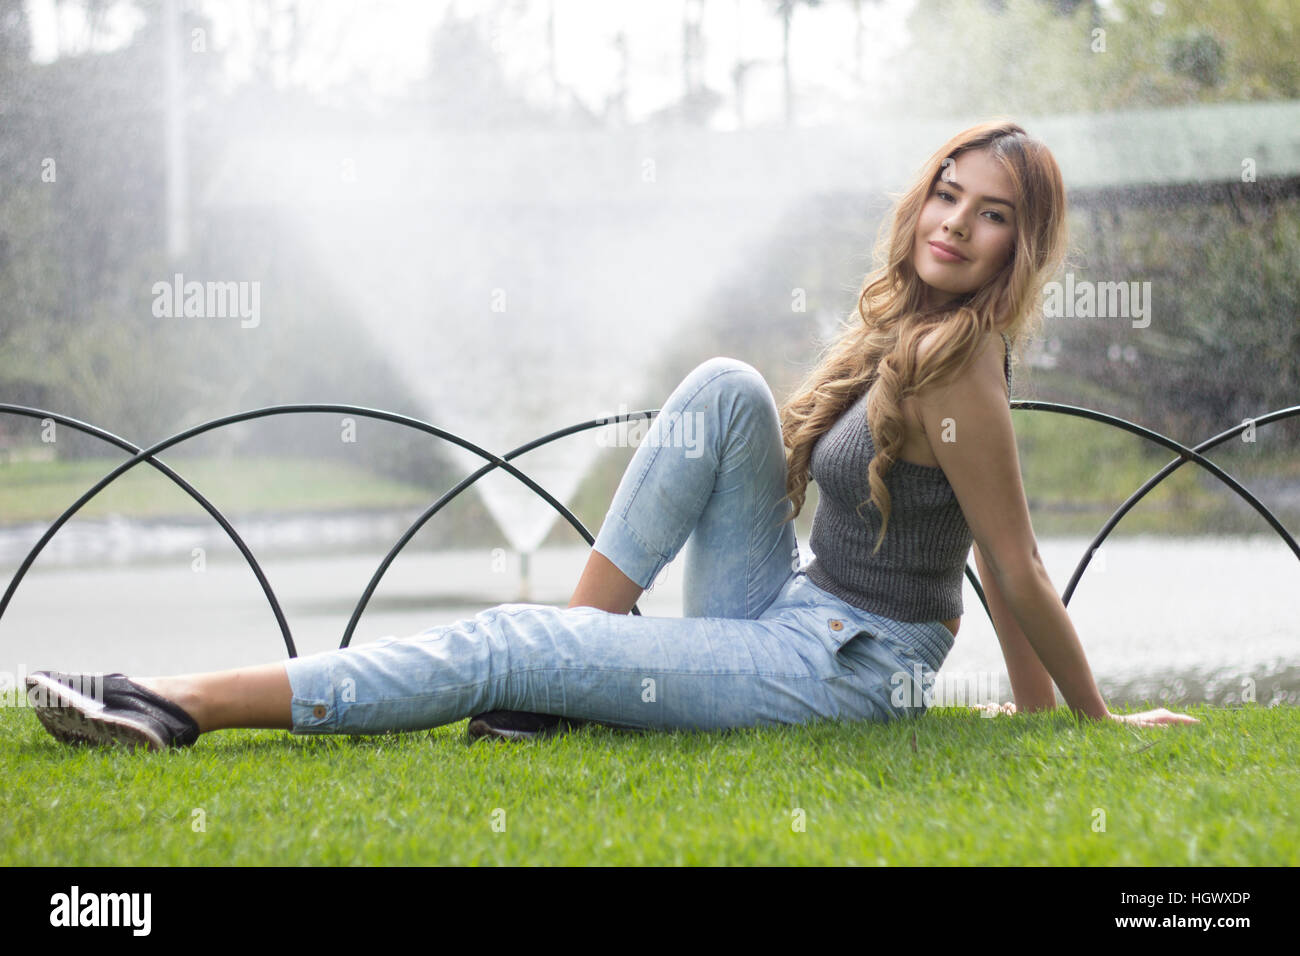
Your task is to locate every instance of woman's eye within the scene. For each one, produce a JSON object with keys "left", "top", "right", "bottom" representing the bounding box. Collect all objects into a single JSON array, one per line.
[{"left": 936, "top": 188, "right": 1007, "bottom": 223}]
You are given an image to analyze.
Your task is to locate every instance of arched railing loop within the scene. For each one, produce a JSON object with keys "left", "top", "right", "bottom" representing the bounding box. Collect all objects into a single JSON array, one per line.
[
  {"left": 4, "top": 401, "right": 1296, "bottom": 656},
  {"left": 0, "top": 404, "right": 296, "bottom": 656},
  {"left": 0, "top": 404, "right": 657, "bottom": 657},
  {"left": 961, "top": 401, "right": 1300, "bottom": 627},
  {"left": 342, "top": 408, "right": 660, "bottom": 648}
]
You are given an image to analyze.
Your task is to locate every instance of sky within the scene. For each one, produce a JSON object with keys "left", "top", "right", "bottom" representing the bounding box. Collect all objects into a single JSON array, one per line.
[{"left": 22, "top": 0, "right": 922, "bottom": 127}]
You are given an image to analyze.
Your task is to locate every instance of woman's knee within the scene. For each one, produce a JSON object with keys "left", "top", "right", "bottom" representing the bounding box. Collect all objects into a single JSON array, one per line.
[{"left": 685, "top": 356, "right": 777, "bottom": 412}]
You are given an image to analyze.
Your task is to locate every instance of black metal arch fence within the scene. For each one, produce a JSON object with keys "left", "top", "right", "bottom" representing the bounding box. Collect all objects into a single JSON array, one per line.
[{"left": 1, "top": 399, "right": 1298, "bottom": 658}]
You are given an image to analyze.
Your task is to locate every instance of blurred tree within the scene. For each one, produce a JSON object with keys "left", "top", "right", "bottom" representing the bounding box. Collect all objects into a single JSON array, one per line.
[
  {"left": 421, "top": 4, "right": 555, "bottom": 128},
  {"left": 894, "top": 0, "right": 1300, "bottom": 115},
  {"left": 1045, "top": 197, "right": 1300, "bottom": 444},
  {"left": 769, "top": 0, "right": 824, "bottom": 126},
  {"left": 683, "top": 0, "right": 706, "bottom": 100},
  {"left": 883, "top": 0, "right": 1300, "bottom": 445},
  {"left": 1165, "top": 27, "right": 1226, "bottom": 88},
  {"left": 0, "top": 0, "right": 430, "bottom": 465},
  {"left": 0, "top": 0, "right": 30, "bottom": 67},
  {"left": 848, "top": 0, "right": 887, "bottom": 88}
]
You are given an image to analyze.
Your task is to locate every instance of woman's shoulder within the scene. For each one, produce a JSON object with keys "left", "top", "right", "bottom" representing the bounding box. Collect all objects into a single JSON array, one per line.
[{"left": 914, "top": 326, "right": 1008, "bottom": 380}]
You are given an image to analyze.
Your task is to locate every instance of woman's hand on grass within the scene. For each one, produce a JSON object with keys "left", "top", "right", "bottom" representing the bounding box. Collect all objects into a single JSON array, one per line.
[
  {"left": 969, "top": 701, "right": 1017, "bottom": 717},
  {"left": 966, "top": 703, "right": 1202, "bottom": 725},
  {"left": 1107, "top": 707, "right": 1200, "bottom": 727}
]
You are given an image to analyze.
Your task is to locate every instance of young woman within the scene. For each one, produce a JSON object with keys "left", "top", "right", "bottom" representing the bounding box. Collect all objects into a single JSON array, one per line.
[{"left": 26, "top": 119, "right": 1197, "bottom": 752}]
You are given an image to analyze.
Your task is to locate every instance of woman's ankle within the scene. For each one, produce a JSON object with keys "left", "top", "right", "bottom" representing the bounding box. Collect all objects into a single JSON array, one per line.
[{"left": 133, "top": 676, "right": 207, "bottom": 732}]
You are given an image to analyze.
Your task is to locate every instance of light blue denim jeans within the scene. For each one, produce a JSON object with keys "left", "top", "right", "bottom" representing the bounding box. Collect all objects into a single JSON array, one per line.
[{"left": 284, "top": 357, "right": 955, "bottom": 736}]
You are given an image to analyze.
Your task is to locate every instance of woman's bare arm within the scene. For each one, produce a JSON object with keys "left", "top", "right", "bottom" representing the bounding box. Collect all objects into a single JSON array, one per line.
[
  {"left": 972, "top": 540, "right": 1056, "bottom": 712},
  {"left": 911, "top": 330, "right": 1141, "bottom": 722}
]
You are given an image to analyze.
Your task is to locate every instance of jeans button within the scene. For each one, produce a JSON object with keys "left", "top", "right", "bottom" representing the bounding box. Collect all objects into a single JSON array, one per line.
[
  {"left": 312, "top": 705, "right": 327, "bottom": 718},
  {"left": 829, "top": 619, "right": 843, "bottom": 631}
]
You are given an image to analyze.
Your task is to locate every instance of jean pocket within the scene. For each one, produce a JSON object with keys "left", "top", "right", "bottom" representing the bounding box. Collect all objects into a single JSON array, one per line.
[
  {"left": 829, "top": 620, "right": 935, "bottom": 714},
  {"left": 825, "top": 617, "right": 904, "bottom": 690},
  {"left": 822, "top": 631, "right": 930, "bottom": 722}
]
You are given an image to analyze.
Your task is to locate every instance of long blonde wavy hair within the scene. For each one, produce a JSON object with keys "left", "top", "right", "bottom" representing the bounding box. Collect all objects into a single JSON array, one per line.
[{"left": 777, "top": 119, "right": 1068, "bottom": 553}]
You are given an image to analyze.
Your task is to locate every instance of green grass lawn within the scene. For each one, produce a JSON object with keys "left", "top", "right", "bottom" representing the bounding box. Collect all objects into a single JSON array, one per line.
[
  {"left": 0, "top": 455, "right": 437, "bottom": 523},
  {"left": 3, "top": 703, "right": 1294, "bottom": 866}
]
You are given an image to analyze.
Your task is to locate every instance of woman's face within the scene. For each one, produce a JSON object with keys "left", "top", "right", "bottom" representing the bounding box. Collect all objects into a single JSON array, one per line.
[{"left": 911, "top": 147, "right": 1018, "bottom": 309}]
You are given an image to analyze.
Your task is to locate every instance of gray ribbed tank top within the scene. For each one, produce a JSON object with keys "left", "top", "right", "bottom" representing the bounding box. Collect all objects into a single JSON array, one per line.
[{"left": 803, "top": 333, "right": 1012, "bottom": 623}]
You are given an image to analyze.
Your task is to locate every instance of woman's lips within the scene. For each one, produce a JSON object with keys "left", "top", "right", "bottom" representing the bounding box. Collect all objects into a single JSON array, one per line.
[{"left": 929, "top": 242, "right": 966, "bottom": 263}]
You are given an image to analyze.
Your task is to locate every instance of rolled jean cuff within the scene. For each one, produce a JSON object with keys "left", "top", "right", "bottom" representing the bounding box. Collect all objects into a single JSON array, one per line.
[
  {"left": 284, "top": 651, "right": 344, "bottom": 735},
  {"left": 591, "top": 510, "right": 669, "bottom": 591}
]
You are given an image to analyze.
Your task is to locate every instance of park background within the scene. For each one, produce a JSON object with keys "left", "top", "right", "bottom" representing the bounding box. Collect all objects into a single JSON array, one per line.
[{"left": 1, "top": 0, "right": 1297, "bottom": 712}]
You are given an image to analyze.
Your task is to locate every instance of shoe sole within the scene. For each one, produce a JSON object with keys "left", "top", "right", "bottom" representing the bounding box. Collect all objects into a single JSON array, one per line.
[{"left": 25, "top": 674, "right": 166, "bottom": 751}]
